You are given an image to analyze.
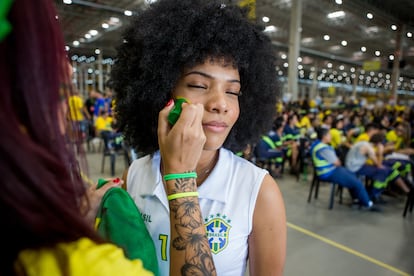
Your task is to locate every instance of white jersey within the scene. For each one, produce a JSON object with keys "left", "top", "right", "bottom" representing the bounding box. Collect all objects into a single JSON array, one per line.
[{"left": 127, "top": 147, "right": 267, "bottom": 276}]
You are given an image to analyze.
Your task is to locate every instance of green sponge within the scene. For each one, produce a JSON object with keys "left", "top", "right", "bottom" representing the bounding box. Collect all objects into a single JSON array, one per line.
[{"left": 167, "top": 97, "right": 188, "bottom": 125}]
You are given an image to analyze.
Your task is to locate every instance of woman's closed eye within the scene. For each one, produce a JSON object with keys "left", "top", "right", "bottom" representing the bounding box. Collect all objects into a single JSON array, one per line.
[
  {"left": 188, "top": 84, "right": 206, "bottom": 89},
  {"left": 226, "top": 90, "right": 242, "bottom": 97}
]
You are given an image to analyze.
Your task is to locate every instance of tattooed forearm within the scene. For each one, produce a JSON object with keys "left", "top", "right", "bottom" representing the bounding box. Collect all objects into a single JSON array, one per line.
[{"left": 167, "top": 178, "right": 217, "bottom": 276}]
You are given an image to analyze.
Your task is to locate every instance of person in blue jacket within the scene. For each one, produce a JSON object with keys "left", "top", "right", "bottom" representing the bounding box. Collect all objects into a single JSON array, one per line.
[{"left": 310, "top": 128, "right": 380, "bottom": 211}]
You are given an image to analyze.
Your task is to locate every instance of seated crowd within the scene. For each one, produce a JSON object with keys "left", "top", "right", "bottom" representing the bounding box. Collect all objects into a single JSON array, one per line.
[{"left": 249, "top": 98, "right": 414, "bottom": 212}]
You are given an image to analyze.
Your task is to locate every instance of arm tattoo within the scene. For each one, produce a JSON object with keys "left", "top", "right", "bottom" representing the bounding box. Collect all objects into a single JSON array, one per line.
[{"left": 168, "top": 178, "right": 217, "bottom": 276}]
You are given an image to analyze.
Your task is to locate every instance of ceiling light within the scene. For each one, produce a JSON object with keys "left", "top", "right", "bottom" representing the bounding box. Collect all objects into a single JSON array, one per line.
[
  {"left": 302, "top": 37, "right": 314, "bottom": 44},
  {"left": 323, "top": 34, "right": 330, "bottom": 40},
  {"left": 327, "top": 11, "right": 345, "bottom": 19},
  {"left": 391, "top": 25, "right": 397, "bottom": 31},
  {"left": 85, "top": 33, "right": 91, "bottom": 39},
  {"left": 361, "top": 46, "right": 366, "bottom": 52},
  {"left": 63, "top": 0, "right": 72, "bottom": 4},
  {"left": 281, "top": 54, "right": 287, "bottom": 59},
  {"left": 366, "top": 13, "right": 373, "bottom": 19},
  {"left": 73, "top": 40, "right": 80, "bottom": 46},
  {"left": 335, "top": 0, "right": 342, "bottom": 4},
  {"left": 95, "top": 49, "right": 101, "bottom": 55},
  {"left": 407, "top": 32, "right": 412, "bottom": 38},
  {"left": 102, "top": 23, "right": 109, "bottom": 29},
  {"left": 89, "top": 30, "right": 98, "bottom": 36},
  {"left": 389, "top": 55, "right": 394, "bottom": 60},
  {"left": 124, "top": 10, "right": 133, "bottom": 16},
  {"left": 262, "top": 16, "right": 270, "bottom": 23},
  {"left": 264, "top": 25, "right": 277, "bottom": 32},
  {"left": 65, "top": 46, "right": 70, "bottom": 51},
  {"left": 110, "top": 17, "right": 120, "bottom": 23},
  {"left": 375, "top": 50, "right": 380, "bottom": 56},
  {"left": 341, "top": 40, "right": 347, "bottom": 46}
]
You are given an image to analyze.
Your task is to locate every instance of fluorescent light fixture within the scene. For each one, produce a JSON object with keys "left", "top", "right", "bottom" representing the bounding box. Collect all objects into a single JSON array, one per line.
[
  {"left": 264, "top": 25, "right": 277, "bottom": 32},
  {"left": 327, "top": 11, "right": 345, "bottom": 19},
  {"left": 262, "top": 16, "right": 270, "bottom": 23}
]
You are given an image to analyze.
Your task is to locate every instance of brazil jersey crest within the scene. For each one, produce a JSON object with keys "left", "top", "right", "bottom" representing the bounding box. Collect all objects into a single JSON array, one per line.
[{"left": 204, "top": 214, "right": 231, "bottom": 254}]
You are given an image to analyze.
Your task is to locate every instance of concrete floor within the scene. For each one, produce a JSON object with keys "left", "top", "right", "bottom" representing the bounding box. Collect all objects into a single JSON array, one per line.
[{"left": 86, "top": 149, "right": 414, "bottom": 276}]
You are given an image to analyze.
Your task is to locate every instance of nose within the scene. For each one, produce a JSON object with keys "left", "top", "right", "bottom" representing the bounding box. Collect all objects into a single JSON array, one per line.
[{"left": 205, "top": 87, "right": 228, "bottom": 113}]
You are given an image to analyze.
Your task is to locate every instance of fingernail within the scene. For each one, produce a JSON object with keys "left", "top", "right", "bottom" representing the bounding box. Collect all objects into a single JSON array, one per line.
[
  {"left": 114, "top": 178, "right": 120, "bottom": 183},
  {"left": 165, "top": 99, "right": 173, "bottom": 107}
]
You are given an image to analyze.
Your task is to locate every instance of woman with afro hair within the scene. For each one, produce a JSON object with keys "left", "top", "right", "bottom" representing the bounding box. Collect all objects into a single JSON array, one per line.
[{"left": 111, "top": 0, "right": 286, "bottom": 275}]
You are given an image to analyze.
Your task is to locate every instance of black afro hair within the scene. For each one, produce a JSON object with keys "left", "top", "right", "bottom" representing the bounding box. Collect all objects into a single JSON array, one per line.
[{"left": 110, "top": 0, "right": 280, "bottom": 155}]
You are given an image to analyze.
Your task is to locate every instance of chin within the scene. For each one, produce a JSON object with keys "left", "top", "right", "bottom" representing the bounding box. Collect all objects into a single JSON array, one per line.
[{"left": 203, "top": 139, "right": 226, "bottom": 151}]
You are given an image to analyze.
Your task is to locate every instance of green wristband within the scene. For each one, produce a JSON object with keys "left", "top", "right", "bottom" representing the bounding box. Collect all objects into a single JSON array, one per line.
[{"left": 163, "top": 172, "right": 197, "bottom": 181}]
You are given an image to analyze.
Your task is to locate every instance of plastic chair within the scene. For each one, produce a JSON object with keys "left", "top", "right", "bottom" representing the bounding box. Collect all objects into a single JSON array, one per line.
[
  {"left": 307, "top": 164, "right": 343, "bottom": 210},
  {"left": 403, "top": 190, "right": 413, "bottom": 217},
  {"left": 101, "top": 139, "right": 131, "bottom": 176}
]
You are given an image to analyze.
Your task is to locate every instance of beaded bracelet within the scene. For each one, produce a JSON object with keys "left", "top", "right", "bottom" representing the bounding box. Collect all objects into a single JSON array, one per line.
[
  {"left": 163, "top": 172, "right": 197, "bottom": 181},
  {"left": 167, "top": 192, "right": 199, "bottom": 201}
]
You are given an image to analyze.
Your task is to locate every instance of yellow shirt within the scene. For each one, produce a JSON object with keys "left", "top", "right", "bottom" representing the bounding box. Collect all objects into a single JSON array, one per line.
[
  {"left": 329, "top": 128, "right": 343, "bottom": 149},
  {"left": 68, "top": 95, "right": 85, "bottom": 121},
  {"left": 95, "top": 116, "right": 113, "bottom": 133},
  {"left": 355, "top": 133, "right": 370, "bottom": 143},
  {"left": 386, "top": 130, "right": 403, "bottom": 150},
  {"left": 15, "top": 238, "right": 153, "bottom": 276},
  {"left": 298, "top": 116, "right": 311, "bottom": 130}
]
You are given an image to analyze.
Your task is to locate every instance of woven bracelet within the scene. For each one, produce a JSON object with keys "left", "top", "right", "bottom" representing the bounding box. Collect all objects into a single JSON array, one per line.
[
  {"left": 163, "top": 172, "right": 197, "bottom": 181},
  {"left": 167, "top": 192, "right": 199, "bottom": 201}
]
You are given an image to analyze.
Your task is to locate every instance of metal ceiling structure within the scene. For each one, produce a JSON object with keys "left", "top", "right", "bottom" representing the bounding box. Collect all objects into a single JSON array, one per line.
[{"left": 54, "top": 0, "right": 414, "bottom": 97}]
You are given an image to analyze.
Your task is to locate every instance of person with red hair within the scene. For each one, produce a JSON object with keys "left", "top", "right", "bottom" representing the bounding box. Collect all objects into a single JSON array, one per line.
[{"left": 0, "top": 1, "right": 214, "bottom": 275}]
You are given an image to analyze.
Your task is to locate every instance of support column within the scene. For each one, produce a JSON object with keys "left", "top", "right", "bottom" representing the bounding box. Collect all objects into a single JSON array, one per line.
[
  {"left": 287, "top": 0, "right": 302, "bottom": 102},
  {"left": 390, "top": 25, "right": 404, "bottom": 103},
  {"left": 352, "top": 70, "right": 359, "bottom": 99},
  {"left": 97, "top": 52, "right": 104, "bottom": 92},
  {"left": 310, "top": 64, "right": 318, "bottom": 99}
]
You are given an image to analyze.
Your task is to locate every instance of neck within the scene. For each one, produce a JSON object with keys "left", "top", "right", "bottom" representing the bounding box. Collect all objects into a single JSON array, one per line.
[{"left": 196, "top": 150, "right": 219, "bottom": 185}]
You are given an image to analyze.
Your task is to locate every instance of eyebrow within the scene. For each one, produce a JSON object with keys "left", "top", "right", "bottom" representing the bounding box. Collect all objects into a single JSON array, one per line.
[{"left": 184, "top": 71, "right": 240, "bottom": 84}]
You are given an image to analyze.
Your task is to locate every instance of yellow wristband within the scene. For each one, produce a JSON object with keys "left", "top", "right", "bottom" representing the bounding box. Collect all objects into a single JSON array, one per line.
[{"left": 167, "top": 192, "right": 199, "bottom": 201}]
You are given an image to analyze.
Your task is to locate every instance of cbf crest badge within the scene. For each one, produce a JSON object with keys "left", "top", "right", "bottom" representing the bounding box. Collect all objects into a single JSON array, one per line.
[{"left": 204, "top": 214, "right": 231, "bottom": 254}]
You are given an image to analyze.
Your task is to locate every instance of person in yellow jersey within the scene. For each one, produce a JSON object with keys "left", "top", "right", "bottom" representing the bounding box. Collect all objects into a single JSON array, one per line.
[
  {"left": 329, "top": 116, "right": 350, "bottom": 163},
  {"left": 1, "top": 0, "right": 215, "bottom": 275},
  {"left": 68, "top": 88, "right": 90, "bottom": 139}
]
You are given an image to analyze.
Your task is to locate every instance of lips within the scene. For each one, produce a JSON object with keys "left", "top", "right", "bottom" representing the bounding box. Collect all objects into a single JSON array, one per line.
[{"left": 203, "top": 121, "right": 228, "bottom": 132}]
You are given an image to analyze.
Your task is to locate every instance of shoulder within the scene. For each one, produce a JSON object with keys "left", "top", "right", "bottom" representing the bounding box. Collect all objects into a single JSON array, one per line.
[{"left": 16, "top": 238, "right": 153, "bottom": 276}]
